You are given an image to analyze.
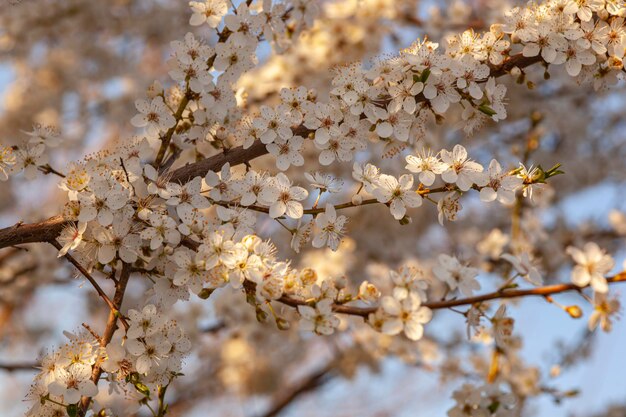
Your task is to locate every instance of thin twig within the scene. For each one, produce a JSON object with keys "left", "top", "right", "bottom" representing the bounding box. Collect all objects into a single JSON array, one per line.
[
  {"left": 50, "top": 240, "right": 128, "bottom": 330},
  {"left": 272, "top": 271, "right": 626, "bottom": 318}
]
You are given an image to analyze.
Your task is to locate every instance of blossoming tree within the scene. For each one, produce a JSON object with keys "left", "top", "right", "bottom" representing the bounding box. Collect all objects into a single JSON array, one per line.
[{"left": 0, "top": 0, "right": 625, "bottom": 416}]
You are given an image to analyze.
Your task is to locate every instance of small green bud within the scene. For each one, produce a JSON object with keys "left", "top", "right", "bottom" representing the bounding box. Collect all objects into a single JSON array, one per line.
[
  {"left": 275, "top": 317, "right": 291, "bottom": 330},
  {"left": 198, "top": 288, "right": 214, "bottom": 299},
  {"left": 134, "top": 382, "right": 151, "bottom": 398},
  {"left": 256, "top": 307, "right": 268, "bottom": 323},
  {"left": 478, "top": 105, "right": 498, "bottom": 117},
  {"left": 66, "top": 404, "right": 78, "bottom": 417}
]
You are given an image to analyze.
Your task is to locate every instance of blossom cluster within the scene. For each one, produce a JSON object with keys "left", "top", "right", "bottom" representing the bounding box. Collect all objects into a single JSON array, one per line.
[
  {"left": 26, "top": 331, "right": 100, "bottom": 415},
  {"left": 4, "top": 0, "right": 625, "bottom": 415}
]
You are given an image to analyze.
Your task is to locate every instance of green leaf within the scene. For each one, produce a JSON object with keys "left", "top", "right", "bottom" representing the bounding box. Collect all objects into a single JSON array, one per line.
[
  {"left": 420, "top": 68, "right": 431, "bottom": 83},
  {"left": 66, "top": 404, "right": 78, "bottom": 417},
  {"left": 488, "top": 401, "right": 500, "bottom": 414},
  {"left": 198, "top": 288, "right": 214, "bottom": 299},
  {"left": 134, "top": 382, "right": 151, "bottom": 398},
  {"left": 478, "top": 105, "right": 497, "bottom": 117}
]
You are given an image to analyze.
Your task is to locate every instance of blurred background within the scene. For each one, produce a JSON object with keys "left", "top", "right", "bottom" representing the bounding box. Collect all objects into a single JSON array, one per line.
[{"left": 1, "top": 0, "right": 626, "bottom": 416}]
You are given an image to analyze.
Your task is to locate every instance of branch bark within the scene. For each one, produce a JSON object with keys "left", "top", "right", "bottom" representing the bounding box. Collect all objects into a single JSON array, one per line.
[
  {"left": 275, "top": 271, "right": 626, "bottom": 318},
  {"left": 80, "top": 263, "right": 132, "bottom": 415}
]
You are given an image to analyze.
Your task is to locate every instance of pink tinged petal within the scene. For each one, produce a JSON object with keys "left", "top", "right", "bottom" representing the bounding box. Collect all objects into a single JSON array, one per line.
[
  {"left": 381, "top": 296, "right": 401, "bottom": 315},
  {"left": 419, "top": 171, "right": 436, "bottom": 186},
  {"left": 565, "top": 59, "right": 582, "bottom": 77},
  {"left": 98, "top": 245, "right": 116, "bottom": 264},
  {"left": 398, "top": 174, "right": 414, "bottom": 189},
  {"left": 240, "top": 193, "right": 256, "bottom": 206},
  {"left": 381, "top": 318, "right": 404, "bottom": 336},
  {"left": 276, "top": 155, "right": 290, "bottom": 171},
  {"left": 469, "top": 83, "right": 483, "bottom": 100},
  {"left": 269, "top": 201, "right": 286, "bottom": 218},
  {"left": 414, "top": 307, "right": 433, "bottom": 323},
  {"left": 78, "top": 206, "right": 97, "bottom": 222},
  {"left": 479, "top": 187, "right": 497, "bottom": 202},
  {"left": 119, "top": 246, "right": 138, "bottom": 263},
  {"left": 403, "top": 192, "right": 423, "bottom": 208},
  {"left": 80, "top": 381, "right": 98, "bottom": 397},
  {"left": 285, "top": 201, "right": 304, "bottom": 219},
  {"left": 130, "top": 114, "right": 147, "bottom": 128},
  {"left": 125, "top": 339, "right": 145, "bottom": 356},
  {"left": 297, "top": 303, "right": 316, "bottom": 319},
  {"left": 376, "top": 122, "right": 393, "bottom": 138},
  {"left": 591, "top": 275, "right": 609, "bottom": 293},
  {"left": 441, "top": 169, "right": 458, "bottom": 184},
  {"left": 97, "top": 209, "right": 114, "bottom": 226},
  {"left": 403, "top": 321, "right": 424, "bottom": 341},
  {"left": 189, "top": 13, "right": 205, "bottom": 26},
  {"left": 314, "top": 128, "right": 330, "bottom": 144},
  {"left": 497, "top": 189, "right": 516, "bottom": 205},
  {"left": 542, "top": 47, "right": 557, "bottom": 63},
  {"left": 389, "top": 199, "right": 406, "bottom": 220},
  {"left": 136, "top": 355, "right": 152, "bottom": 374},
  {"left": 528, "top": 269, "right": 543, "bottom": 286},
  {"left": 423, "top": 84, "right": 437, "bottom": 99},
  {"left": 312, "top": 232, "right": 327, "bottom": 248},
  {"left": 319, "top": 150, "right": 335, "bottom": 166},
  {"left": 48, "top": 381, "right": 66, "bottom": 397},
  {"left": 290, "top": 186, "right": 308, "bottom": 201},
  {"left": 566, "top": 246, "right": 585, "bottom": 264},
  {"left": 431, "top": 96, "right": 449, "bottom": 113},
  {"left": 571, "top": 267, "right": 591, "bottom": 287},
  {"left": 522, "top": 43, "right": 540, "bottom": 57},
  {"left": 64, "top": 389, "right": 82, "bottom": 404}
]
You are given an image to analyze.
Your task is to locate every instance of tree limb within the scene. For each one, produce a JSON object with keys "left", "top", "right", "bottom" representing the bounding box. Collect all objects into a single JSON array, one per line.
[{"left": 275, "top": 271, "right": 626, "bottom": 318}]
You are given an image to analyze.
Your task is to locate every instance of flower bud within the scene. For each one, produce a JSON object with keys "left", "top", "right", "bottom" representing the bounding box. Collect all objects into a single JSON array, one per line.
[
  {"left": 134, "top": 381, "right": 151, "bottom": 397},
  {"left": 565, "top": 305, "right": 582, "bottom": 319},
  {"left": 359, "top": 281, "right": 381, "bottom": 303},
  {"left": 198, "top": 288, "right": 214, "bottom": 300},
  {"left": 66, "top": 404, "right": 78, "bottom": 417},
  {"left": 299, "top": 268, "right": 317, "bottom": 286},
  {"left": 147, "top": 81, "right": 163, "bottom": 98},
  {"left": 275, "top": 317, "right": 291, "bottom": 330},
  {"left": 399, "top": 215, "right": 412, "bottom": 225},
  {"left": 351, "top": 194, "right": 363, "bottom": 205},
  {"left": 256, "top": 307, "right": 268, "bottom": 323}
]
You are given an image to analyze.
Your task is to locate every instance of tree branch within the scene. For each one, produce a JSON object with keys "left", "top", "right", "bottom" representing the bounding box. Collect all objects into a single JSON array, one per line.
[
  {"left": 50, "top": 240, "right": 129, "bottom": 330},
  {"left": 275, "top": 271, "right": 626, "bottom": 318},
  {"left": 258, "top": 362, "right": 335, "bottom": 417},
  {"left": 80, "top": 262, "right": 132, "bottom": 415},
  {"left": 0, "top": 362, "right": 38, "bottom": 372}
]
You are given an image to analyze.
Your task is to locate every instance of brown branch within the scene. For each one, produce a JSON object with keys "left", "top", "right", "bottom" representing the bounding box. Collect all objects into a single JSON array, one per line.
[
  {"left": 275, "top": 271, "right": 626, "bottom": 318},
  {"left": 80, "top": 262, "right": 132, "bottom": 415},
  {"left": 154, "top": 95, "right": 190, "bottom": 169},
  {"left": 258, "top": 362, "right": 335, "bottom": 417},
  {"left": 0, "top": 216, "right": 67, "bottom": 250},
  {"left": 50, "top": 240, "right": 126, "bottom": 326},
  {"left": 0, "top": 362, "right": 38, "bottom": 372},
  {"left": 170, "top": 139, "right": 269, "bottom": 183}
]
